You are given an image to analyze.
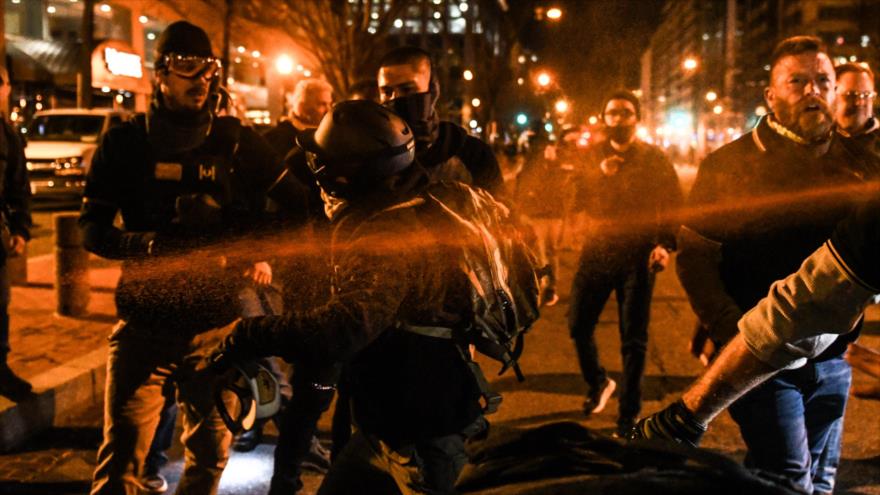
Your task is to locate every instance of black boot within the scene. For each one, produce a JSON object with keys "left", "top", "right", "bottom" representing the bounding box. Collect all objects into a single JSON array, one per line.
[{"left": 0, "top": 364, "right": 33, "bottom": 401}]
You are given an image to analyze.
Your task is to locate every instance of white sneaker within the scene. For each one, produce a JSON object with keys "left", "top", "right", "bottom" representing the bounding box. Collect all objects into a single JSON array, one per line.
[
  {"left": 140, "top": 473, "right": 168, "bottom": 494},
  {"left": 583, "top": 378, "right": 616, "bottom": 415}
]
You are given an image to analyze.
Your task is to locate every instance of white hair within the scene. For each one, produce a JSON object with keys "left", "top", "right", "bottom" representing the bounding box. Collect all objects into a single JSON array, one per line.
[{"left": 292, "top": 78, "right": 332, "bottom": 107}]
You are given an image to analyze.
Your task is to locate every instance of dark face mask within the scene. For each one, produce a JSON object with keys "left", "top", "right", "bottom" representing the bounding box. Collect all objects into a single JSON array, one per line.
[
  {"left": 386, "top": 91, "right": 437, "bottom": 148},
  {"left": 607, "top": 125, "right": 635, "bottom": 144}
]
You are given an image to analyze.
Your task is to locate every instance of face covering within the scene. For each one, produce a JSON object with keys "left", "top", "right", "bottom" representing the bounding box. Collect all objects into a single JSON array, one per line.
[
  {"left": 607, "top": 125, "right": 636, "bottom": 144},
  {"left": 147, "top": 89, "right": 213, "bottom": 155},
  {"left": 387, "top": 91, "right": 438, "bottom": 150}
]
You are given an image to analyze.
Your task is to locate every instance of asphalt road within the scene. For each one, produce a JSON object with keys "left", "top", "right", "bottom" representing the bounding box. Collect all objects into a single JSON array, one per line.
[{"left": 0, "top": 248, "right": 877, "bottom": 494}]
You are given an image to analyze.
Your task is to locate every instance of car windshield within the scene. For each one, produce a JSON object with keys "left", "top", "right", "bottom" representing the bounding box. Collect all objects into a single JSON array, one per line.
[{"left": 28, "top": 115, "right": 105, "bottom": 142}]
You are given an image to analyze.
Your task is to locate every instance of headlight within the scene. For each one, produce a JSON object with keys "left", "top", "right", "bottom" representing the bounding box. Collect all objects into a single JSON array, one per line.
[{"left": 54, "top": 156, "right": 85, "bottom": 176}]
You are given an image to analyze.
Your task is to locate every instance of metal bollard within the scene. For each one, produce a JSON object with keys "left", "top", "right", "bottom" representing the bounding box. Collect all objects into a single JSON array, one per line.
[{"left": 54, "top": 213, "right": 90, "bottom": 316}]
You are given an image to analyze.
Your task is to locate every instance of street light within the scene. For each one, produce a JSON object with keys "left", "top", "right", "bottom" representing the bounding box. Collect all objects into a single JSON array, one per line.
[
  {"left": 712, "top": 104, "right": 723, "bottom": 115},
  {"left": 705, "top": 90, "right": 718, "bottom": 102},
  {"left": 554, "top": 99, "right": 569, "bottom": 114},
  {"left": 536, "top": 71, "right": 552, "bottom": 87},
  {"left": 275, "top": 54, "right": 294, "bottom": 75},
  {"left": 588, "top": 115, "right": 598, "bottom": 125},
  {"left": 463, "top": 69, "right": 474, "bottom": 81},
  {"left": 471, "top": 97, "right": 481, "bottom": 108},
  {"left": 682, "top": 57, "right": 698, "bottom": 72},
  {"left": 516, "top": 113, "right": 528, "bottom": 125},
  {"left": 546, "top": 7, "right": 562, "bottom": 20}
]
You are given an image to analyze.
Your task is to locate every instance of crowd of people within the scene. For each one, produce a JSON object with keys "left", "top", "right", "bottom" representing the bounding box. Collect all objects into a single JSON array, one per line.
[{"left": 0, "top": 17, "right": 877, "bottom": 495}]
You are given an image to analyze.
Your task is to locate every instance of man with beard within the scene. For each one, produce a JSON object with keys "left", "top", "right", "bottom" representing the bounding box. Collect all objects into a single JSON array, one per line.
[
  {"left": 834, "top": 63, "right": 878, "bottom": 175},
  {"left": 377, "top": 46, "right": 502, "bottom": 194},
  {"left": 676, "top": 36, "right": 873, "bottom": 495},
  {"left": 81, "top": 21, "right": 308, "bottom": 495},
  {"left": 263, "top": 78, "right": 333, "bottom": 158},
  {"left": 569, "top": 90, "right": 683, "bottom": 436}
]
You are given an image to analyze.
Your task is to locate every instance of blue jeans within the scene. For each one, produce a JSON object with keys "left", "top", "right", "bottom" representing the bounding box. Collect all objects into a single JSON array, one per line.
[{"left": 728, "top": 357, "right": 851, "bottom": 494}]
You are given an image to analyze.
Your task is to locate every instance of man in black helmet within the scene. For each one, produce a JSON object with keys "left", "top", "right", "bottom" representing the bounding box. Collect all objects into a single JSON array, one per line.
[
  {"left": 211, "top": 100, "right": 488, "bottom": 494},
  {"left": 81, "top": 21, "right": 308, "bottom": 495},
  {"left": 378, "top": 46, "right": 503, "bottom": 194}
]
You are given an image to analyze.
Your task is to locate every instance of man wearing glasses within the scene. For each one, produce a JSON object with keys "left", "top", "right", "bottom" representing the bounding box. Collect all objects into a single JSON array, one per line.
[
  {"left": 81, "top": 22, "right": 307, "bottom": 495},
  {"left": 568, "top": 90, "right": 683, "bottom": 436},
  {"left": 835, "top": 63, "right": 878, "bottom": 175}
]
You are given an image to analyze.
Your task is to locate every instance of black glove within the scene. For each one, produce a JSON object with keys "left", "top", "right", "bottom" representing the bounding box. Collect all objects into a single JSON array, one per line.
[{"left": 628, "top": 400, "right": 707, "bottom": 447}]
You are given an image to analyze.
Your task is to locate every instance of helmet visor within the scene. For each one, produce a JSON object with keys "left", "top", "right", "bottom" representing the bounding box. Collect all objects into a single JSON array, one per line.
[{"left": 162, "top": 53, "right": 222, "bottom": 80}]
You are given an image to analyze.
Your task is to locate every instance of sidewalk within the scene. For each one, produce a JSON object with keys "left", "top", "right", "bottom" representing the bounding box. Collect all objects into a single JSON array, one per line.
[{"left": 0, "top": 254, "right": 120, "bottom": 451}]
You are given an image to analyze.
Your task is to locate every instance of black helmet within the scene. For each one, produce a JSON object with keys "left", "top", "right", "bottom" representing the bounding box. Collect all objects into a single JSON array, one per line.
[{"left": 298, "top": 100, "right": 415, "bottom": 198}]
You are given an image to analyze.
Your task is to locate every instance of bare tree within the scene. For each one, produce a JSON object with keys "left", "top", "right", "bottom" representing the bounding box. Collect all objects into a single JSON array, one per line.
[{"left": 238, "top": 0, "right": 413, "bottom": 96}]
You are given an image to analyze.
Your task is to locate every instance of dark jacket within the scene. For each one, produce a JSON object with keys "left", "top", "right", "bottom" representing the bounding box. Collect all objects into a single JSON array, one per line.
[
  {"left": 679, "top": 115, "right": 873, "bottom": 357},
  {"left": 223, "top": 168, "right": 483, "bottom": 447},
  {"left": 575, "top": 139, "right": 683, "bottom": 251},
  {"left": 79, "top": 114, "right": 308, "bottom": 333},
  {"left": 836, "top": 117, "right": 880, "bottom": 179},
  {"left": 420, "top": 121, "right": 503, "bottom": 193},
  {"left": 262, "top": 120, "right": 301, "bottom": 159},
  {"left": 0, "top": 118, "right": 31, "bottom": 251}
]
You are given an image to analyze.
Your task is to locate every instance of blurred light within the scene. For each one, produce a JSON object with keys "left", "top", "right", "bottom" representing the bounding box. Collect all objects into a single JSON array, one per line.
[
  {"left": 19, "top": 99, "right": 26, "bottom": 108},
  {"left": 9, "top": 111, "right": 17, "bottom": 121},
  {"left": 463, "top": 69, "right": 474, "bottom": 81},
  {"left": 475, "top": 126, "right": 482, "bottom": 133},
  {"left": 147, "top": 33, "right": 156, "bottom": 40},
  {"left": 459, "top": 2, "right": 468, "bottom": 12},
  {"left": 667, "top": 110, "right": 693, "bottom": 132},
  {"left": 234, "top": 57, "right": 242, "bottom": 63},
  {"left": 139, "top": 15, "right": 148, "bottom": 24},
  {"left": 433, "top": 0, "right": 442, "bottom": 4},
  {"left": 115, "top": 94, "right": 124, "bottom": 104},
  {"left": 517, "top": 55, "right": 526, "bottom": 64},
  {"left": 101, "top": 86, "right": 111, "bottom": 93},
  {"left": 636, "top": 125, "right": 649, "bottom": 140},
  {"left": 303, "top": 69, "right": 312, "bottom": 77},
  {"left": 546, "top": 7, "right": 562, "bottom": 20},
  {"left": 227, "top": 77, "right": 235, "bottom": 85},
  {"left": 252, "top": 50, "right": 261, "bottom": 58},
  {"left": 861, "top": 35, "right": 870, "bottom": 48},
  {"left": 530, "top": 54, "right": 538, "bottom": 62},
  {"left": 371, "top": 12, "right": 379, "bottom": 19},
  {"left": 682, "top": 57, "right": 698, "bottom": 71},
  {"left": 755, "top": 105, "right": 767, "bottom": 116},
  {"left": 712, "top": 104, "right": 723, "bottom": 115},
  {"left": 469, "top": 119, "right": 478, "bottom": 129},
  {"left": 275, "top": 54, "right": 294, "bottom": 75},
  {"left": 237, "top": 46, "right": 246, "bottom": 53},
  {"left": 99, "top": 3, "right": 111, "bottom": 13},
  {"left": 544, "top": 122, "right": 553, "bottom": 132},
  {"left": 35, "top": 102, "right": 43, "bottom": 110},
  {"left": 836, "top": 36, "right": 845, "bottom": 46},
  {"left": 393, "top": 18, "right": 403, "bottom": 28},
  {"left": 47, "top": 6, "right": 56, "bottom": 13},
  {"left": 296, "top": 64, "right": 304, "bottom": 71},
  {"left": 588, "top": 116, "right": 598, "bottom": 125},
  {"left": 705, "top": 90, "right": 718, "bottom": 102},
  {"left": 471, "top": 97, "right": 481, "bottom": 107},
  {"left": 536, "top": 72, "right": 551, "bottom": 87},
  {"left": 367, "top": 26, "right": 377, "bottom": 34},
  {"left": 516, "top": 113, "right": 528, "bottom": 125},
  {"left": 849, "top": 55, "right": 857, "bottom": 62},
  {"left": 10, "top": 0, "right": 20, "bottom": 4},
  {"left": 554, "top": 99, "right": 569, "bottom": 113},
  {"left": 632, "top": 89, "right": 643, "bottom": 98},
  {"left": 516, "top": 77, "right": 525, "bottom": 85},
  {"left": 433, "top": 11, "right": 442, "bottom": 19},
  {"left": 763, "top": 64, "right": 771, "bottom": 71}
]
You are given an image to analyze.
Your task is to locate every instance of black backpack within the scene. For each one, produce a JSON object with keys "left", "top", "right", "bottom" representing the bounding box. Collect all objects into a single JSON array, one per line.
[{"left": 401, "top": 181, "right": 541, "bottom": 413}]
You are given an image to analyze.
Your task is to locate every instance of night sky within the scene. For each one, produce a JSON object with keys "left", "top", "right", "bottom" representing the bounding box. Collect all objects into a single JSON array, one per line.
[{"left": 516, "top": 0, "right": 666, "bottom": 120}]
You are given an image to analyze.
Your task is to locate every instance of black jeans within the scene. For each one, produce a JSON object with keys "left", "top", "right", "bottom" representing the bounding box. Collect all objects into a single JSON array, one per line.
[{"left": 568, "top": 247, "right": 655, "bottom": 420}]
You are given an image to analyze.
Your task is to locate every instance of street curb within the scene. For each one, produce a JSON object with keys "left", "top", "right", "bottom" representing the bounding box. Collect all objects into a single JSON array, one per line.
[{"left": 0, "top": 345, "right": 108, "bottom": 452}]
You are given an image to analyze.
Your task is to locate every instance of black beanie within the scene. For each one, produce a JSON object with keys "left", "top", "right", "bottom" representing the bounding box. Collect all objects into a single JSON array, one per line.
[
  {"left": 154, "top": 21, "right": 214, "bottom": 66},
  {"left": 601, "top": 90, "right": 641, "bottom": 121}
]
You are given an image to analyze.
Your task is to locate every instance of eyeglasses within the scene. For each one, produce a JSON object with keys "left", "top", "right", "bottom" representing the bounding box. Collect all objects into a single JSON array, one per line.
[
  {"left": 160, "top": 54, "right": 222, "bottom": 80},
  {"left": 839, "top": 90, "right": 876, "bottom": 102},
  {"left": 605, "top": 109, "right": 635, "bottom": 118}
]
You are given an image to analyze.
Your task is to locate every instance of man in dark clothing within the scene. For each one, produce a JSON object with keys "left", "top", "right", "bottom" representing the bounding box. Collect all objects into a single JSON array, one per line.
[
  {"left": 633, "top": 194, "right": 880, "bottom": 450},
  {"left": 212, "top": 100, "right": 485, "bottom": 494},
  {"left": 676, "top": 36, "right": 875, "bottom": 495},
  {"left": 834, "top": 63, "right": 878, "bottom": 175},
  {"left": 263, "top": 78, "right": 333, "bottom": 158},
  {"left": 569, "top": 90, "right": 683, "bottom": 436},
  {"left": 0, "top": 65, "right": 33, "bottom": 401},
  {"left": 80, "top": 21, "right": 307, "bottom": 495},
  {"left": 378, "top": 46, "right": 503, "bottom": 194}
]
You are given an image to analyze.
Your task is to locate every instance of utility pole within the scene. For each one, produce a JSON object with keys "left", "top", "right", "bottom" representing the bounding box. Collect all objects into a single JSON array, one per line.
[
  {"left": 222, "top": 0, "right": 233, "bottom": 85},
  {"left": 78, "top": 0, "right": 94, "bottom": 109}
]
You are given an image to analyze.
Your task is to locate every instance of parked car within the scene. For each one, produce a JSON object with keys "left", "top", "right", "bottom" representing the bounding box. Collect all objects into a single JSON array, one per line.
[{"left": 24, "top": 108, "right": 132, "bottom": 199}]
